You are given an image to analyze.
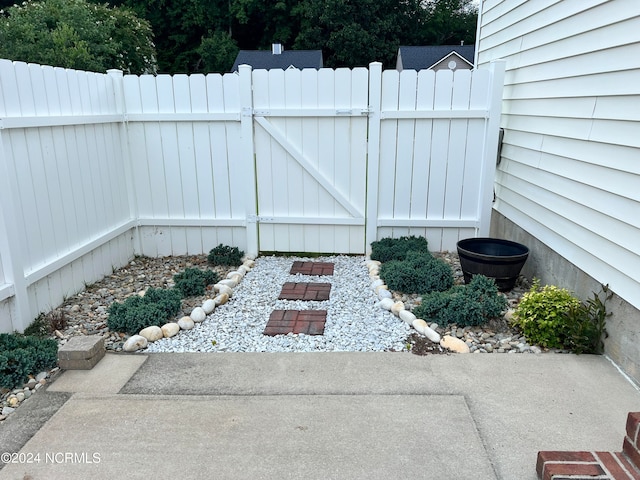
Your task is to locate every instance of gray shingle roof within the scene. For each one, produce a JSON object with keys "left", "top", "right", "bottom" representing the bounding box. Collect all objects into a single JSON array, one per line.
[
  {"left": 398, "top": 45, "right": 475, "bottom": 70},
  {"left": 232, "top": 50, "right": 323, "bottom": 72}
]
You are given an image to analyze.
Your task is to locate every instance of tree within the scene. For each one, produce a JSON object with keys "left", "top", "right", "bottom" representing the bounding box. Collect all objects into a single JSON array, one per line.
[
  {"left": 421, "top": 0, "right": 478, "bottom": 46},
  {"left": 197, "top": 30, "right": 239, "bottom": 73},
  {"left": 0, "top": 0, "right": 156, "bottom": 74},
  {"left": 111, "top": 0, "right": 231, "bottom": 73},
  {"left": 293, "top": 0, "right": 425, "bottom": 68}
]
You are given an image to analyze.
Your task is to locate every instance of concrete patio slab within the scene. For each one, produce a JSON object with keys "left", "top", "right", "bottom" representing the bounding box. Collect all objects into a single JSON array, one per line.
[{"left": 0, "top": 393, "right": 496, "bottom": 480}]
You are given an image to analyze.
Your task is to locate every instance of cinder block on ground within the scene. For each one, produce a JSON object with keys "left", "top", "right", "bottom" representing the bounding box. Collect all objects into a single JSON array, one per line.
[{"left": 58, "top": 336, "right": 105, "bottom": 370}]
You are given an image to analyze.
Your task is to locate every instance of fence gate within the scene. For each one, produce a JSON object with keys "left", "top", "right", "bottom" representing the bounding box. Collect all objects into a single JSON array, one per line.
[{"left": 249, "top": 67, "right": 370, "bottom": 254}]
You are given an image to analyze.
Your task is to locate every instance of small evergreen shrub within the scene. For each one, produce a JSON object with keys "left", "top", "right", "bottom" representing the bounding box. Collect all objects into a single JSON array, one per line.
[
  {"left": 511, "top": 280, "right": 580, "bottom": 349},
  {"left": 412, "top": 275, "right": 508, "bottom": 327},
  {"left": 107, "top": 287, "right": 182, "bottom": 335},
  {"left": 0, "top": 333, "right": 58, "bottom": 389},
  {"left": 208, "top": 244, "right": 244, "bottom": 266},
  {"left": 370, "top": 235, "right": 430, "bottom": 263},
  {"left": 173, "top": 268, "right": 218, "bottom": 298},
  {"left": 380, "top": 251, "right": 453, "bottom": 294}
]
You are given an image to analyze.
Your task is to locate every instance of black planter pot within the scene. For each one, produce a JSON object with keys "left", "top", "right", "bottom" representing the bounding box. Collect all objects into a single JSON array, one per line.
[{"left": 456, "top": 237, "right": 529, "bottom": 291}]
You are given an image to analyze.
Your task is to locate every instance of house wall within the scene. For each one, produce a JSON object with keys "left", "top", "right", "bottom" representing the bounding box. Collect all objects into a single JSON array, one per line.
[{"left": 477, "top": 0, "right": 640, "bottom": 382}]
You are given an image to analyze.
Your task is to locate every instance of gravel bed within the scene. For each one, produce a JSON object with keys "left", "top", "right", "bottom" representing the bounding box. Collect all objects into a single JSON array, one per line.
[{"left": 146, "top": 255, "right": 411, "bottom": 353}]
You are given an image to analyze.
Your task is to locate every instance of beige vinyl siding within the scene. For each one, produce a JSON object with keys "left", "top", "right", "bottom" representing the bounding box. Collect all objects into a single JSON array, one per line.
[{"left": 476, "top": 0, "right": 640, "bottom": 309}]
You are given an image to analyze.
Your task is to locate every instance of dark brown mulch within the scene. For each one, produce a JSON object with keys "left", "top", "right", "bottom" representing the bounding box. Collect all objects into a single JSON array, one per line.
[{"left": 406, "top": 332, "right": 449, "bottom": 355}]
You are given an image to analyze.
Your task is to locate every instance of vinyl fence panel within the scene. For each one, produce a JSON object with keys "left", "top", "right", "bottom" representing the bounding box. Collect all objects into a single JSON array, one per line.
[{"left": 0, "top": 60, "right": 504, "bottom": 331}]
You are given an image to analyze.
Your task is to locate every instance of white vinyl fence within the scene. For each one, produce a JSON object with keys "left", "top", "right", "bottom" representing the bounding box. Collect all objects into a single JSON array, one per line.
[{"left": 0, "top": 59, "right": 505, "bottom": 332}]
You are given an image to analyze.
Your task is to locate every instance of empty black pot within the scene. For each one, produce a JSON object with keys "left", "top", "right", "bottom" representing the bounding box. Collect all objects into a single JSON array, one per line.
[{"left": 456, "top": 238, "right": 529, "bottom": 291}]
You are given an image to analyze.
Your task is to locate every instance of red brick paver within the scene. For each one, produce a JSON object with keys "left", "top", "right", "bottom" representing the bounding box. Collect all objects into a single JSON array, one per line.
[
  {"left": 290, "top": 261, "right": 334, "bottom": 276},
  {"left": 278, "top": 282, "right": 331, "bottom": 301},
  {"left": 263, "top": 310, "right": 327, "bottom": 336}
]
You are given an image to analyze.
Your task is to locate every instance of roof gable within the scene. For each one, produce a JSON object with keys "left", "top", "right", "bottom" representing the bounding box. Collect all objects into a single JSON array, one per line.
[
  {"left": 232, "top": 50, "right": 323, "bottom": 72},
  {"left": 398, "top": 45, "right": 475, "bottom": 71}
]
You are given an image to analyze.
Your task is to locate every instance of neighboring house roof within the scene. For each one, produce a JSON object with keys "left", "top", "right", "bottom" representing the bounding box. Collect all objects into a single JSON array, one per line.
[
  {"left": 397, "top": 45, "right": 475, "bottom": 71},
  {"left": 232, "top": 46, "right": 323, "bottom": 71}
]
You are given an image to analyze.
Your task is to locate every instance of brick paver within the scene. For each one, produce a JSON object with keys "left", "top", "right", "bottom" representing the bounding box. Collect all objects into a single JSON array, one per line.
[
  {"left": 290, "top": 261, "right": 334, "bottom": 276},
  {"left": 278, "top": 282, "right": 331, "bottom": 301},
  {"left": 263, "top": 310, "right": 327, "bottom": 336}
]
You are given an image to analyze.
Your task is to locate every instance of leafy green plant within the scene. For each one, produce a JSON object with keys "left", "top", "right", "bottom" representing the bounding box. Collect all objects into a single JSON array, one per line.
[
  {"left": 370, "top": 235, "right": 430, "bottom": 263},
  {"left": 412, "top": 275, "right": 508, "bottom": 327},
  {"left": 379, "top": 251, "right": 453, "bottom": 294},
  {"left": 208, "top": 244, "right": 244, "bottom": 266},
  {"left": 107, "top": 287, "right": 182, "bottom": 335},
  {"left": 0, "top": 334, "right": 58, "bottom": 389},
  {"left": 511, "top": 280, "right": 581, "bottom": 349},
  {"left": 173, "top": 268, "right": 218, "bottom": 298},
  {"left": 562, "top": 285, "right": 612, "bottom": 354}
]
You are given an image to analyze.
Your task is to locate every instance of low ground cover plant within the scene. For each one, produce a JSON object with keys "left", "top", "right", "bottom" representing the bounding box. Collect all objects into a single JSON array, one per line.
[
  {"left": 412, "top": 274, "right": 508, "bottom": 327},
  {"left": 0, "top": 333, "right": 58, "bottom": 389},
  {"left": 173, "top": 268, "right": 218, "bottom": 298},
  {"left": 370, "top": 235, "right": 430, "bottom": 263},
  {"left": 107, "top": 287, "right": 182, "bottom": 335},
  {"left": 511, "top": 280, "right": 610, "bottom": 353},
  {"left": 208, "top": 244, "right": 244, "bottom": 266},
  {"left": 380, "top": 251, "right": 454, "bottom": 294}
]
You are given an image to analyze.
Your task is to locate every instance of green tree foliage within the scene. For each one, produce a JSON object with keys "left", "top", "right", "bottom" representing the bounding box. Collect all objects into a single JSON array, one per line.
[
  {"left": 0, "top": 0, "right": 156, "bottom": 73},
  {"left": 293, "top": 0, "right": 425, "bottom": 68},
  {"left": 421, "top": 0, "right": 478, "bottom": 45}
]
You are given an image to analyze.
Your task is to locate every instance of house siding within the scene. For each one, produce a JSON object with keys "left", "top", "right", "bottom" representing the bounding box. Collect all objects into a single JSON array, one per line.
[{"left": 477, "top": 0, "right": 640, "bottom": 379}]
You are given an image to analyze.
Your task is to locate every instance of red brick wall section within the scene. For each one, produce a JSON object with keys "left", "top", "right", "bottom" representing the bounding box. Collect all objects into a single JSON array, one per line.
[{"left": 536, "top": 413, "right": 640, "bottom": 480}]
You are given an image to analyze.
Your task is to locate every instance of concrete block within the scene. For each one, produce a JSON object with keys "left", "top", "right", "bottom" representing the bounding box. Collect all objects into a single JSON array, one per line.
[{"left": 58, "top": 336, "right": 105, "bottom": 370}]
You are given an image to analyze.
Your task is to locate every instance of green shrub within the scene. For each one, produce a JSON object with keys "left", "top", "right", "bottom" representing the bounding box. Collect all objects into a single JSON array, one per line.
[
  {"left": 380, "top": 251, "right": 453, "bottom": 294},
  {"left": 370, "top": 235, "right": 430, "bottom": 263},
  {"left": 0, "top": 334, "right": 58, "bottom": 389},
  {"left": 413, "top": 275, "right": 508, "bottom": 327},
  {"left": 563, "top": 285, "right": 611, "bottom": 354},
  {"left": 511, "top": 280, "right": 581, "bottom": 349},
  {"left": 208, "top": 244, "right": 244, "bottom": 266},
  {"left": 19, "top": 336, "right": 58, "bottom": 372},
  {"left": 107, "top": 287, "right": 182, "bottom": 335},
  {"left": 173, "top": 268, "right": 218, "bottom": 298},
  {"left": 512, "top": 282, "right": 611, "bottom": 354}
]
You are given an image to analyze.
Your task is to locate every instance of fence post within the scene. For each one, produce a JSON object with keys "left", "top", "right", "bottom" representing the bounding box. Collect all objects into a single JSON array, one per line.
[
  {"left": 365, "top": 62, "right": 383, "bottom": 255},
  {"left": 477, "top": 60, "right": 506, "bottom": 237},
  {"left": 0, "top": 127, "right": 30, "bottom": 332},
  {"left": 238, "top": 65, "right": 258, "bottom": 257},
  {"left": 107, "top": 69, "right": 139, "bottom": 254}
]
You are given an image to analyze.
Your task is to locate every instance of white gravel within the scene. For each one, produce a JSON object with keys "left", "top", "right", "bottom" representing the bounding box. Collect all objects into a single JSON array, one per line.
[{"left": 145, "top": 255, "right": 410, "bottom": 353}]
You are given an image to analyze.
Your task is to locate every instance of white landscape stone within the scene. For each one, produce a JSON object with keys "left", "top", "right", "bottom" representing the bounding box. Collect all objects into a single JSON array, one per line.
[
  {"left": 399, "top": 310, "right": 417, "bottom": 325},
  {"left": 412, "top": 319, "right": 441, "bottom": 343},
  {"left": 440, "top": 335, "right": 470, "bottom": 354},
  {"left": 242, "top": 259, "right": 255, "bottom": 268},
  {"left": 178, "top": 316, "right": 195, "bottom": 330},
  {"left": 161, "top": 323, "right": 180, "bottom": 338},
  {"left": 377, "top": 289, "right": 393, "bottom": 300},
  {"left": 123, "top": 335, "right": 148, "bottom": 352},
  {"left": 202, "top": 299, "right": 216, "bottom": 314},
  {"left": 218, "top": 278, "right": 238, "bottom": 288},
  {"left": 214, "top": 284, "right": 233, "bottom": 297},
  {"left": 139, "top": 325, "right": 163, "bottom": 342},
  {"left": 391, "top": 301, "right": 405, "bottom": 316},
  {"left": 238, "top": 265, "right": 251, "bottom": 274},
  {"left": 377, "top": 298, "right": 394, "bottom": 310},
  {"left": 370, "top": 279, "right": 384, "bottom": 289},
  {"left": 214, "top": 293, "right": 229, "bottom": 305},
  {"left": 191, "top": 306, "right": 206, "bottom": 323}
]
